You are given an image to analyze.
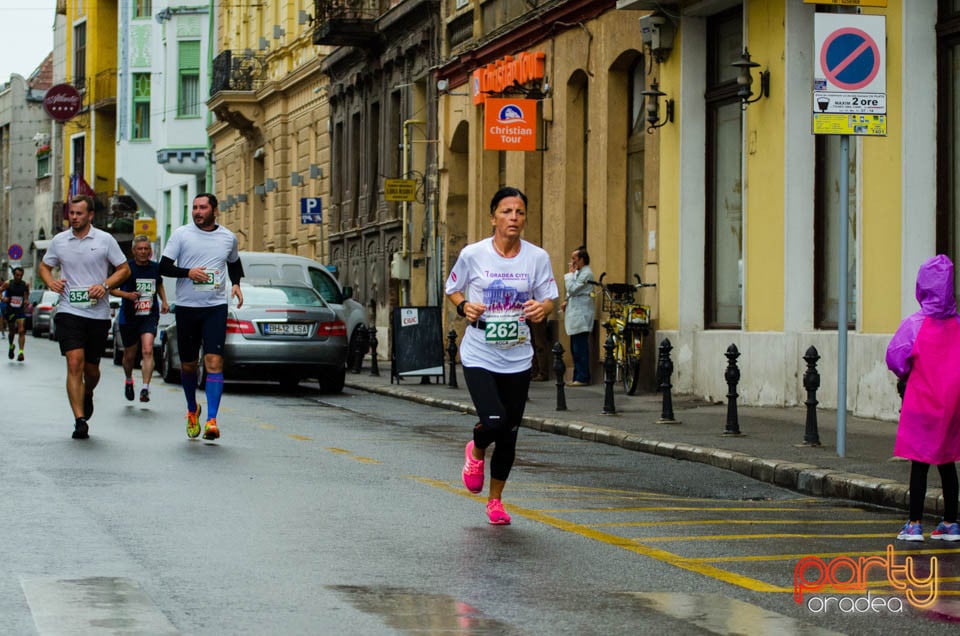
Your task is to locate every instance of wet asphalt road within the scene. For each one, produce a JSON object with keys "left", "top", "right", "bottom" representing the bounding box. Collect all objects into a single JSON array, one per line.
[{"left": 1, "top": 336, "right": 959, "bottom": 634}]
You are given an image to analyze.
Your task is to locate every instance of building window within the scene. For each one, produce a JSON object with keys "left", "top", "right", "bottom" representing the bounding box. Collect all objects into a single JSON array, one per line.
[
  {"left": 74, "top": 22, "right": 86, "bottom": 90},
  {"left": 178, "top": 40, "right": 200, "bottom": 117},
  {"left": 36, "top": 147, "right": 51, "bottom": 178},
  {"left": 134, "top": 0, "right": 152, "bottom": 18},
  {"left": 814, "top": 136, "right": 857, "bottom": 328},
  {"left": 938, "top": 2, "right": 960, "bottom": 297},
  {"left": 72, "top": 135, "right": 85, "bottom": 180},
  {"left": 704, "top": 8, "right": 743, "bottom": 329},
  {"left": 132, "top": 73, "right": 150, "bottom": 139}
]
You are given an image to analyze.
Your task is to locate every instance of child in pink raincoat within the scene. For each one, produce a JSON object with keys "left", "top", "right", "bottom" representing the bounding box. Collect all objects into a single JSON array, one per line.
[{"left": 886, "top": 254, "right": 960, "bottom": 542}]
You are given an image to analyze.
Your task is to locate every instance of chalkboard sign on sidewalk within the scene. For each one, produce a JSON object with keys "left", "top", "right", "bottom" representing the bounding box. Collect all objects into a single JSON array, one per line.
[{"left": 390, "top": 306, "right": 445, "bottom": 384}]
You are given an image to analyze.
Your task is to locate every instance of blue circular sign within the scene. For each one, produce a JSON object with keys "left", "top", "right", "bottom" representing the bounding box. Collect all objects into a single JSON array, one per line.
[
  {"left": 820, "top": 28, "right": 880, "bottom": 91},
  {"left": 8, "top": 244, "right": 23, "bottom": 260}
]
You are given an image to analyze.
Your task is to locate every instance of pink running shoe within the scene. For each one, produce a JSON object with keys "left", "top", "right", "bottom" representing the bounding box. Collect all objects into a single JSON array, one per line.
[
  {"left": 462, "top": 440, "right": 484, "bottom": 493},
  {"left": 486, "top": 499, "right": 511, "bottom": 525}
]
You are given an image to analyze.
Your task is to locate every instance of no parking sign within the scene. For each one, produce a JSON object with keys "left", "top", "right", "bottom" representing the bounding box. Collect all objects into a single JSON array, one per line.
[{"left": 813, "top": 14, "right": 886, "bottom": 136}]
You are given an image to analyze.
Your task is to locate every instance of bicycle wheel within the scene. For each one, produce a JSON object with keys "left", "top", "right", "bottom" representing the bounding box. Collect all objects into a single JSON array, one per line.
[
  {"left": 624, "top": 329, "right": 643, "bottom": 395},
  {"left": 614, "top": 334, "right": 631, "bottom": 393}
]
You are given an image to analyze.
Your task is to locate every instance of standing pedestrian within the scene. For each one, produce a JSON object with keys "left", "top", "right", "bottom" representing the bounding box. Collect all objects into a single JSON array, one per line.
[
  {"left": 561, "top": 245, "right": 595, "bottom": 386},
  {"left": 445, "top": 186, "right": 558, "bottom": 525},
  {"left": 160, "top": 193, "right": 243, "bottom": 441},
  {"left": 112, "top": 235, "right": 169, "bottom": 403},
  {"left": 1, "top": 267, "right": 31, "bottom": 361},
  {"left": 886, "top": 254, "right": 960, "bottom": 542},
  {"left": 38, "top": 195, "right": 131, "bottom": 439}
]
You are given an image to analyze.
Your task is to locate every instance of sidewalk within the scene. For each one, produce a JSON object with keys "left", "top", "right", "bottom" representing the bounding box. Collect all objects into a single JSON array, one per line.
[{"left": 344, "top": 369, "right": 951, "bottom": 518}]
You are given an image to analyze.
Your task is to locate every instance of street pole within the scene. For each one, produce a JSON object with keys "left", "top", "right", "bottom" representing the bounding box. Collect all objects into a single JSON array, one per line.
[{"left": 837, "top": 134, "right": 849, "bottom": 458}]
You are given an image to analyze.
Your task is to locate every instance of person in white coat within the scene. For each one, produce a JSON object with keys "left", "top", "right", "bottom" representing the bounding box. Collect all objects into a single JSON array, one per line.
[{"left": 561, "top": 246, "right": 595, "bottom": 385}]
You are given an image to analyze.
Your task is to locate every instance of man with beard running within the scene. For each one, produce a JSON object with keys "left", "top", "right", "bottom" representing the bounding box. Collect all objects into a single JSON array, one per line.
[{"left": 160, "top": 193, "right": 243, "bottom": 441}]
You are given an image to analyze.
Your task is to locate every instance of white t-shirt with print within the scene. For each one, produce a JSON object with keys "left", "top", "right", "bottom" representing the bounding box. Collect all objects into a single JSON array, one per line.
[
  {"left": 42, "top": 226, "right": 128, "bottom": 320},
  {"left": 445, "top": 237, "right": 558, "bottom": 374},
  {"left": 161, "top": 223, "right": 240, "bottom": 308}
]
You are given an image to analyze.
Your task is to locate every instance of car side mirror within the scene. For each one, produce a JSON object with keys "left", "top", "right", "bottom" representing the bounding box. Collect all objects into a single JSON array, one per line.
[{"left": 341, "top": 286, "right": 353, "bottom": 300}]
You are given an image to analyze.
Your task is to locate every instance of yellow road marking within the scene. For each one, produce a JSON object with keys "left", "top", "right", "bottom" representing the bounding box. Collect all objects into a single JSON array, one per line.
[
  {"left": 324, "top": 447, "right": 380, "bottom": 464},
  {"left": 288, "top": 434, "right": 313, "bottom": 441},
  {"left": 638, "top": 532, "right": 894, "bottom": 542},
  {"left": 258, "top": 424, "right": 277, "bottom": 430},
  {"left": 409, "top": 477, "right": 789, "bottom": 594},
  {"left": 689, "top": 547, "right": 960, "bottom": 562},
  {"left": 532, "top": 506, "right": 834, "bottom": 513},
  {"left": 592, "top": 519, "right": 895, "bottom": 528}
]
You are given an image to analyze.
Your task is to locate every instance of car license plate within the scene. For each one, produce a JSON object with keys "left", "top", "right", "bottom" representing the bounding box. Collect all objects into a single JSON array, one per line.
[{"left": 264, "top": 323, "right": 309, "bottom": 335}]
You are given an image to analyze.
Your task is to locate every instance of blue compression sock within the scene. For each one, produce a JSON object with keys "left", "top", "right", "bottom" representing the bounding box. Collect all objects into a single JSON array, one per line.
[
  {"left": 181, "top": 370, "right": 198, "bottom": 413},
  {"left": 206, "top": 372, "right": 224, "bottom": 419}
]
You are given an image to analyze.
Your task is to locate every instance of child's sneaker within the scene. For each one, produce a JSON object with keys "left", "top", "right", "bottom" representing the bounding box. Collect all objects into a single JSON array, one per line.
[
  {"left": 930, "top": 521, "right": 960, "bottom": 541},
  {"left": 897, "top": 521, "right": 924, "bottom": 542},
  {"left": 486, "top": 499, "right": 511, "bottom": 525},
  {"left": 462, "top": 440, "right": 484, "bottom": 493}
]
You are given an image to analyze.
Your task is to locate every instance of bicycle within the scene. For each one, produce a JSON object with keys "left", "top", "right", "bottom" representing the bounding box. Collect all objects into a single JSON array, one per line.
[{"left": 589, "top": 273, "right": 655, "bottom": 395}]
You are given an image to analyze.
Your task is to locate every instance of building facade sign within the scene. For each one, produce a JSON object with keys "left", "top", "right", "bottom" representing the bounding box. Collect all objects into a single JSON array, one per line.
[
  {"left": 472, "top": 51, "right": 546, "bottom": 105},
  {"left": 483, "top": 98, "right": 537, "bottom": 151}
]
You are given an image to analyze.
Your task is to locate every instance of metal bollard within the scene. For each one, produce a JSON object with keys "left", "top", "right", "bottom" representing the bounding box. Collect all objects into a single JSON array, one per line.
[
  {"left": 602, "top": 330, "right": 617, "bottom": 415},
  {"left": 350, "top": 324, "right": 369, "bottom": 374},
  {"left": 656, "top": 338, "right": 677, "bottom": 424},
  {"left": 552, "top": 341, "right": 567, "bottom": 411},
  {"left": 801, "top": 346, "right": 821, "bottom": 447},
  {"left": 447, "top": 329, "right": 459, "bottom": 388},
  {"left": 368, "top": 326, "right": 380, "bottom": 377},
  {"left": 723, "top": 343, "right": 741, "bottom": 435}
]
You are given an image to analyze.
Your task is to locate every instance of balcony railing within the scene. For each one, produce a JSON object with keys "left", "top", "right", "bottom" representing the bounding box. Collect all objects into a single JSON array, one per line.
[
  {"left": 93, "top": 68, "right": 117, "bottom": 109},
  {"left": 210, "top": 50, "right": 267, "bottom": 96},
  {"left": 313, "top": 0, "right": 380, "bottom": 47}
]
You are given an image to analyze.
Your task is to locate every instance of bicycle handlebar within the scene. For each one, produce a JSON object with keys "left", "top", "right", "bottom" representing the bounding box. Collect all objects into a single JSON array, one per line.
[{"left": 588, "top": 272, "right": 656, "bottom": 289}]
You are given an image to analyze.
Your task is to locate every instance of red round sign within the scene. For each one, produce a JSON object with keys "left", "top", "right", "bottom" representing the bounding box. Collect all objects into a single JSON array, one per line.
[{"left": 43, "top": 83, "right": 82, "bottom": 122}]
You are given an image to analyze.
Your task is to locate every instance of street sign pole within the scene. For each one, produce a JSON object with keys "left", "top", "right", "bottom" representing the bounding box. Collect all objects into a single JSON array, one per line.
[{"left": 837, "top": 135, "right": 849, "bottom": 458}]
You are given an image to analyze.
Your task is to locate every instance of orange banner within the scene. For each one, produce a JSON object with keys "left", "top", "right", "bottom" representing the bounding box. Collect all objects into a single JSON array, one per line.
[
  {"left": 472, "top": 52, "right": 546, "bottom": 105},
  {"left": 483, "top": 98, "right": 537, "bottom": 151}
]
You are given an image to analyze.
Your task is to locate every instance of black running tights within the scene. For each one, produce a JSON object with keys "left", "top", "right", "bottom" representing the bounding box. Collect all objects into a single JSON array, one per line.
[
  {"left": 909, "top": 461, "right": 959, "bottom": 522},
  {"left": 462, "top": 366, "right": 531, "bottom": 482}
]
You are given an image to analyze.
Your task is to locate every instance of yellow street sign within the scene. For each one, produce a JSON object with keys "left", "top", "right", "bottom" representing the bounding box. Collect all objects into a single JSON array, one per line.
[
  {"left": 384, "top": 179, "right": 417, "bottom": 202},
  {"left": 812, "top": 113, "right": 886, "bottom": 136},
  {"left": 133, "top": 217, "right": 157, "bottom": 241},
  {"left": 804, "top": 0, "right": 886, "bottom": 6}
]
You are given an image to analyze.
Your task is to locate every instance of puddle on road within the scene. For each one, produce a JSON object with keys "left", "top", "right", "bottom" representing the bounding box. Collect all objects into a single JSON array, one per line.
[
  {"left": 330, "top": 585, "right": 520, "bottom": 634},
  {"left": 622, "top": 592, "right": 844, "bottom": 635}
]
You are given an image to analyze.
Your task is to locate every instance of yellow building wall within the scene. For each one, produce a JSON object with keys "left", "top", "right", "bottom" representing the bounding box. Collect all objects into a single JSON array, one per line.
[
  {"left": 744, "top": 2, "right": 786, "bottom": 332},
  {"left": 62, "top": 0, "right": 118, "bottom": 196},
  {"left": 657, "top": 46, "right": 681, "bottom": 332},
  {"left": 860, "top": 1, "right": 903, "bottom": 334}
]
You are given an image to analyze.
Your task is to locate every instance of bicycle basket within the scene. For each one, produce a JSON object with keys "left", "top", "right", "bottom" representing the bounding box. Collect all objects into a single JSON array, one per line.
[{"left": 601, "top": 283, "right": 636, "bottom": 312}]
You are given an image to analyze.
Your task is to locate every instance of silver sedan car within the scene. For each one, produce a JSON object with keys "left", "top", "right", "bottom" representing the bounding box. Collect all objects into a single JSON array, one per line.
[{"left": 160, "top": 283, "right": 348, "bottom": 393}]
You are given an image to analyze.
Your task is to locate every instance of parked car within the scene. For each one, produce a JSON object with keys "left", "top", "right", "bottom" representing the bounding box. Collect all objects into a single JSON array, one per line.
[
  {"left": 31, "top": 290, "right": 60, "bottom": 337},
  {"left": 49, "top": 296, "right": 121, "bottom": 351},
  {"left": 238, "top": 251, "right": 368, "bottom": 367},
  {"left": 160, "top": 282, "right": 348, "bottom": 392},
  {"left": 112, "top": 276, "right": 177, "bottom": 367},
  {"left": 24, "top": 289, "right": 44, "bottom": 330}
]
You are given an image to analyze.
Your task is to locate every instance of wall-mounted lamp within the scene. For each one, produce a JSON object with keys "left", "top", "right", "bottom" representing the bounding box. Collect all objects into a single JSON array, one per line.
[
  {"left": 236, "top": 193, "right": 248, "bottom": 203},
  {"left": 273, "top": 25, "right": 285, "bottom": 39},
  {"left": 255, "top": 184, "right": 266, "bottom": 196},
  {"left": 258, "top": 36, "right": 269, "bottom": 51},
  {"left": 640, "top": 80, "right": 673, "bottom": 133},
  {"left": 309, "top": 164, "right": 323, "bottom": 179},
  {"left": 291, "top": 171, "right": 304, "bottom": 186},
  {"left": 732, "top": 48, "right": 770, "bottom": 108},
  {"left": 225, "top": 195, "right": 236, "bottom": 207},
  {"left": 264, "top": 178, "right": 278, "bottom": 192}
]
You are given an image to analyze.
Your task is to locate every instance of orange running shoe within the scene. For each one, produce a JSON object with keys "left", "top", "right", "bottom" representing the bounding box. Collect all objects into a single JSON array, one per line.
[
  {"left": 203, "top": 418, "right": 220, "bottom": 440},
  {"left": 186, "top": 404, "right": 202, "bottom": 438}
]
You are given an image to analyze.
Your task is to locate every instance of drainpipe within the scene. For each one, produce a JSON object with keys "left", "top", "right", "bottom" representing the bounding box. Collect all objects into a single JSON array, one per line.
[{"left": 401, "top": 119, "right": 425, "bottom": 304}]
